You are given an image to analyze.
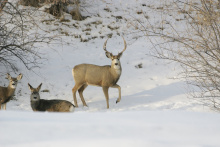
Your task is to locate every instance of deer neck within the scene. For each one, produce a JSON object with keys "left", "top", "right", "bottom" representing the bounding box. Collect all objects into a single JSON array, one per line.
[
  {"left": 31, "top": 99, "right": 40, "bottom": 110},
  {"left": 6, "top": 85, "right": 15, "bottom": 98}
]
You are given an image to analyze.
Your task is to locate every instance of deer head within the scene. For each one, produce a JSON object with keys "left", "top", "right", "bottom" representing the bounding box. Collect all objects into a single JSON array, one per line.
[
  {"left": 6, "top": 73, "right": 23, "bottom": 89},
  {"left": 103, "top": 36, "right": 127, "bottom": 71},
  {"left": 28, "top": 83, "right": 42, "bottom": 102}
]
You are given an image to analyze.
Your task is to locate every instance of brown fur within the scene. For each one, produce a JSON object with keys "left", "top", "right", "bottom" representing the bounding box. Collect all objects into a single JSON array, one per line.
[
  {"left": 28, "top": 83, "right": 74, "bottom": 112},
  {"left": 72, "top": 37, "right": 127, "bottom": 109},
  {"left": 31, "top": 99, "right": 74, "bottom": 112},
  {"left": 0, "top": 73, "right": 22, "bottom": 110}
]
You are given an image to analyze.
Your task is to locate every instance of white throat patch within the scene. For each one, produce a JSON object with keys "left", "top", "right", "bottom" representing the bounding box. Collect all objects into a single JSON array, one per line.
[
  {"left": 115, "top": 69, "right": 121, "bottom": 75},
  {"left": 10, "top": 84, "right": 16, "bottom": 89}
]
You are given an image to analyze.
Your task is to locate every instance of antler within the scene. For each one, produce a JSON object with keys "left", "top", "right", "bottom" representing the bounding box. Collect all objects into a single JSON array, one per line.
[
  {"left": 103, "top": 36, "right": 127, "bottom": 54},
  {"left": 119, "top": 36, "right": 127, "bottom": 54},
  {"left": 103, "top": 38, "right": 111, "bottom": 54}
]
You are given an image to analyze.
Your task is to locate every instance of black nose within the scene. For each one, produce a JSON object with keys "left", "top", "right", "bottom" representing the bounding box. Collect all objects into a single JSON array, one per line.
[
  {"left": 115, "top": 63, "right": 118, "bottom": 65},
  {"left": 34, "top": 97, "right": 37, "bottom": 99}
]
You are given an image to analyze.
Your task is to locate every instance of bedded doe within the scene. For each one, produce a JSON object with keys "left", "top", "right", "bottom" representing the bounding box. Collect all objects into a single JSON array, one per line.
[{"left": 28, "top": 83, "right": 74, "bottom": 112}]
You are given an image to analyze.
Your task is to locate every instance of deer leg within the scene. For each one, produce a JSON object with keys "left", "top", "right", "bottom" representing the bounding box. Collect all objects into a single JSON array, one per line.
[
  {"left": 0, "top": 103, "right": 1, "bottom": 110},
  {"left": 111, "top": 84, "right": 121, "bottom": 103},
  {"left": 102, "top": 86, "right": 109, "bottom": 109},
  {"left": 72, "top": 84, "right": 83, "bottom": 107},
  {"left": 78, "top": 84, "right": 88, "bottom": 107},
  {"left": 3, "top": 103, "right": 6, "bottom": 110}
]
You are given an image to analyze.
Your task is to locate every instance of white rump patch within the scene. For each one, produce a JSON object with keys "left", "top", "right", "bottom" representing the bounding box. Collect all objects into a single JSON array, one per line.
[
  {"left": 69, "top": 105, "right": 75, "bottom": 112},
  {"left": 72, "top": 68, "right": 74, "bottom": 77}
]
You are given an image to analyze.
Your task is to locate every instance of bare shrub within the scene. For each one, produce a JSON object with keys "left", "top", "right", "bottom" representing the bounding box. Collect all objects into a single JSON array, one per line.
[
  {"left": 19, "top": 0, "right": 83, "bottom": 20},
  {"left": 19, "top": 0, "right": 40, "bottom": 7},
  {"left": 0, "top": 0, "right": 8, "bottom": 12},
  {"left": 69, "top": 0, "right": 82, "bottom": 20},
  {"left": 47, "top": 2, "right": 64, "bottom": 17},
  {"left": 0, "top": 2, "right": 55, "bottom": 72},
  {"left": 138, "top": 0, "right": 220, "bottom": 110}
]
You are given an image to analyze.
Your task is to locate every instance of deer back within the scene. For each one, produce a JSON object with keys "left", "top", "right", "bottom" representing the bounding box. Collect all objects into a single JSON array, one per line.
[
  {"left": 73, "top": 64, "right": 120, "bottom": 87},
  {"left": 32, "top": 99, "right": 74, "bottom": 112}
]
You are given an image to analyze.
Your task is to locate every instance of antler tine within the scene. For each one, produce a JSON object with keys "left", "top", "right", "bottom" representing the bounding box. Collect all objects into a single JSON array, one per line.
[
  {"left": 119, "top": 36, "right": 127, "bottom": 54},
  {"left": 103, "top": 38, "right": 110, "bottom": 53}
]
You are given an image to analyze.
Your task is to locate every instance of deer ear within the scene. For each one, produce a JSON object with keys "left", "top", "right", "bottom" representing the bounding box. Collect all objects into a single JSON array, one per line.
[
  {"left": 37, "top": 83, "right": 42, "bottom": 92},
  {"left": 118, "top": 52, "right": 123, "bottom": 58},
  {"left": 28, "top": 83, "right": 34, "bottom": 91},
  {"left": 6, "top": 73, "right": 11, "bottom": 80},
  {"left": 105, "top": 52, "right": 112, "bottom": 58},
  {"left": 17, "top": 73, "right": 23, "bottom": 80}
]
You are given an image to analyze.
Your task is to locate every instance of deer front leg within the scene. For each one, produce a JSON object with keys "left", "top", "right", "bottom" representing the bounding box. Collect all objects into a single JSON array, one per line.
[
  {"left": 111, "top": 84, "right": 121, "bottom": 103},
  {"left": 102, "top": 86, "right": 109, "bottom": 109}
]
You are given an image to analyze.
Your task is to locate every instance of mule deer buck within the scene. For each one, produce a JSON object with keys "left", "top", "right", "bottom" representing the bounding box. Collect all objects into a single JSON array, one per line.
[
  {"left": 72, "top": 36, "right": 127, "bottom": 109},
  {"left": 0, "top": 73, "right": 23, "bottom": 110},
  {"left": 28, "top": 83, "right": 75, "bottom": 112}
]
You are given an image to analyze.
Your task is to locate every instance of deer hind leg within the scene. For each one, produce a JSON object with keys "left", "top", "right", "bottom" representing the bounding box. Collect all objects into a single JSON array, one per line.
[
  {"left": 72, "top": 83, "right": 84, "bottom": 107},
  {"left": 102, "top": 86, "right": 109, "bottom": 109},
  {"left": 78, "top": 84, "right": 88, "bottom": 107},
  {"left": 3, "top": 103, "right": 6, "bottom": 110},
  {"left": 111, "top": 84, "right": 121, "bottom": 104}
]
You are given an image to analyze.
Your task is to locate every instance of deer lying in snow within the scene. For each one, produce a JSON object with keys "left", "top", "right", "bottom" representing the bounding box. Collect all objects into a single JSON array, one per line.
[
  {"left": 72, "top": 36, "right": 127, "bottom": 109},
  {"left": 28, "top": 83, "right": 75, "bottom": 112},
  {"left": 0, "top": 73, "right": 23, "bottom": 110}
]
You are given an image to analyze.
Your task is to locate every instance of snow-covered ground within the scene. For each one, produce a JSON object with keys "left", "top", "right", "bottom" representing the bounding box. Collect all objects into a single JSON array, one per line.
[
  {"left": 1, "top": 110, "right": 220, "bottom": 147},
  {"left": 1, "top": 0, "right": 219, "bottom": 146}
]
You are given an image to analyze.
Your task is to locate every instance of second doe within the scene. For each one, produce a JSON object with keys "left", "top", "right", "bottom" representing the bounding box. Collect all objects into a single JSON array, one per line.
[{"left": 28, "top": 83, "right": 74, "bottom": 112}]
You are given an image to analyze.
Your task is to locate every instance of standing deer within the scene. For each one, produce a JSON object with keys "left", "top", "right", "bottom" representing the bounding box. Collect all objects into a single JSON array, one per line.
[
  {"left": 0, "top": 73, "right": 23, "bottom": 110},
  {"left": 28, "top": 83, "right": 75, "bottom": 112},
  {"left": 72, "top": 37, "right": 127, "bottom": 109}
]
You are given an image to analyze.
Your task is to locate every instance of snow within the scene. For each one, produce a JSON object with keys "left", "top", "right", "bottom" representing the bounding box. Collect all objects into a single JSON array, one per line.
[
  {"left": 1, "top": 110, "right": 220, "bottom": 147},
  {"left": 1, "top": 0, "right": 220, "bottom": 146}
]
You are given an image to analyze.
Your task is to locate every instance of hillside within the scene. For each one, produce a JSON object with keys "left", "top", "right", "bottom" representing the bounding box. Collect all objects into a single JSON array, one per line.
[{"left": 0, "top": 0, "right": 219, "bottom": 146}]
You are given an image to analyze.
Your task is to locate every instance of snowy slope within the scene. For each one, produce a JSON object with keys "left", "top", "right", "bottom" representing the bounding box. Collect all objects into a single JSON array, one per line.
[{"left": 0, "top": 0, "right": 219, "bottom": 146}]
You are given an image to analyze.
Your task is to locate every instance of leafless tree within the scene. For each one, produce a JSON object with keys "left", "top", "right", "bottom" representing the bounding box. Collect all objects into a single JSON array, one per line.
[
  {"left": 0, "top": 0, "right": 8, "bottom": 12},
  {"left": 135, "top": 0, "right": 220, "bottom": 110},
  {"left": 0, "top": 1, "right": 55, "bottom": 72}
]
